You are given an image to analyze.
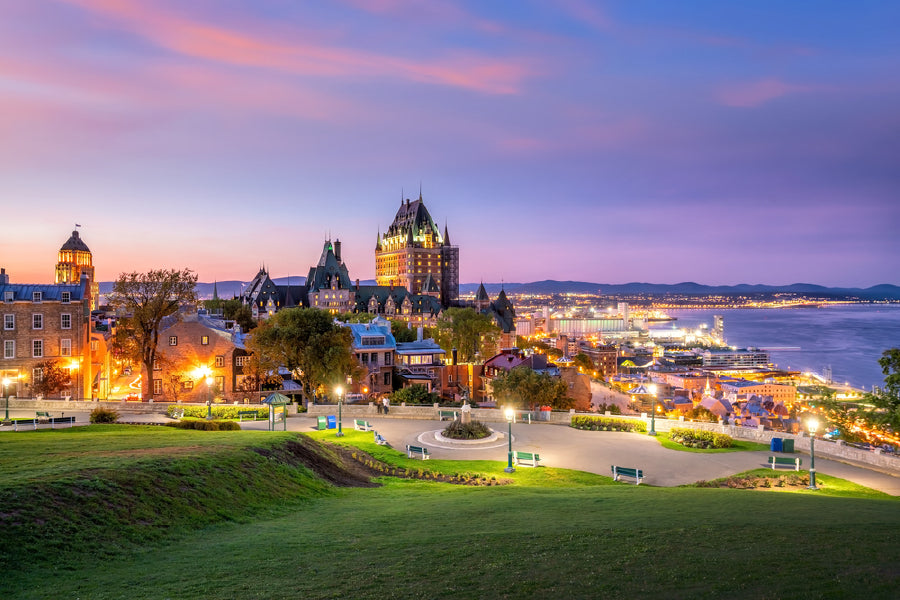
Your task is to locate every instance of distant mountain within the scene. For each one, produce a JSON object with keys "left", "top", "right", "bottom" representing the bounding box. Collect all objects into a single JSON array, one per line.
[{"left": 98, "top": 279, "right": 900, "bottom": 300}]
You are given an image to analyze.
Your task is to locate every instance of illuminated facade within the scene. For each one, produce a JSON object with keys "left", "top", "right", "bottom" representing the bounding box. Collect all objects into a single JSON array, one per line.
[
  {"left": 375, "top": 193, "right": 458, "bottom": 307},
  {"left": 55, "top": 230, "right": 97, "bottom": 310}
]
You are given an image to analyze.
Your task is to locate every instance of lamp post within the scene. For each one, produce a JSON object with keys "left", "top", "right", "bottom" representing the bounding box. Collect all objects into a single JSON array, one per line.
[
  {"left": 648, "top": 383, "right": 658, "bottom": 436},
  {"left": 807, "top": 418, "right": 819, "bottom": 490},
  {"left": 335, "top": 385, "right": 344, "bottom": 437},
  {"left": 504, "top": 408, "right": 515, "bottom": 473},
  {"left": 205, "top": 376, "right": 213, "bottom": 419},
  {"left": 2, "top": 377, "right": 10, "bottom": 425}
]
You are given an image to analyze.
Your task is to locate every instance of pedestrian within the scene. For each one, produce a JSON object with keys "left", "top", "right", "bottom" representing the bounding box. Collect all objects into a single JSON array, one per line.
[
  {"left": 382, "top": 397, "right": 389, "bottom": 414},
  {"left": 377, "top": 399, "right": 383, "bottom": 414}
]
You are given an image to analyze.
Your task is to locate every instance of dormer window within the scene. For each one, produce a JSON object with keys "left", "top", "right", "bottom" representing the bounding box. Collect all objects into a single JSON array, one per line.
[
  {"left": 32, "top": 291, "right": 42, "bottom": 303},
  {"left": 61, "top": 291, "right": 71, "bottom": 304},
  {"left": 3, "top": 291, "right": 12, "bottom": 303}
]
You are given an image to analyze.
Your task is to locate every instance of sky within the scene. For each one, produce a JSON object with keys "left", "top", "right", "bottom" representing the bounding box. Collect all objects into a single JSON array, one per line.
[{"left": 1, "top": 0, "right": 898, "bottom": 288}]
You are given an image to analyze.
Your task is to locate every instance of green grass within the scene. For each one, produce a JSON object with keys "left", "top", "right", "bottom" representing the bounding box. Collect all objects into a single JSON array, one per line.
[
  {"left": 2, "top": 426, "right": 898, "bottom": 599},
  {"left": 688, "top": 468, "right": 895, "bottom": 499},
  {"left": 655, "top": 432, "right": 771, "bottom": 453}
]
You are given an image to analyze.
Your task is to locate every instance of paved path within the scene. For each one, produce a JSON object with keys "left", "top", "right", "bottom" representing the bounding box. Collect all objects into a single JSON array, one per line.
[{"left": 4, "top": 410, "right": 898, "bottom": 495}]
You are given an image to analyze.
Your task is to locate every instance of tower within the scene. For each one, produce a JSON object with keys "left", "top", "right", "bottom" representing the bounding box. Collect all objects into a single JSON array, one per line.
[
  {"left": 375, "top": 191, "right": 459, "bottom": 307},
  {"left": 55, "top": 229, "right": 97, "bottom": 310}
]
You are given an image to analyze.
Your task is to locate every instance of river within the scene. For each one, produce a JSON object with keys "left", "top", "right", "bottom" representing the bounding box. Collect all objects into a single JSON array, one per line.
[{"left": 654, "top": 305, "right": 900, "bottom": 391}]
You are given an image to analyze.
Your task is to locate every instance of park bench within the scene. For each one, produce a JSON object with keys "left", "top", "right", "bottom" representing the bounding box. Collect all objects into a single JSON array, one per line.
[
  {"left": 611, "top": 465, "right": 644, "bottom": 485},
  {"left": 238, "top": 410, "right": 258, "bottom": 421},
  {"left": 516, "top": 411, "right": 532, "bottom": 424},
  {"left": 406, "top": 445, "right": 431, "bottom": 460},
  {"left": 170, "top": 408, "right": 184, "bottom": 419},
  {"left": 354, "top": 419, "right": 373, "bottom": 431},
  {"left": 438, "top": 410, "right": 457, "bottom": 421},
  {"left": 374, "top": 431, "right": 388, "bottom": 445},
  {"left": 36, "top": 411, "right": 51, "bottom": 422},
  {"left": 512, "top": 451, "right": 541, "bottom": 466},
  {"left": 769, "top": 456, "right": 802, "bottom": 471}
]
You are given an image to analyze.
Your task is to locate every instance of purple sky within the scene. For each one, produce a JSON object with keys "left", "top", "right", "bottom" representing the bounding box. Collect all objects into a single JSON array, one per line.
[{"left": 1, "top": 1, "right": 898, "bottom": 287}]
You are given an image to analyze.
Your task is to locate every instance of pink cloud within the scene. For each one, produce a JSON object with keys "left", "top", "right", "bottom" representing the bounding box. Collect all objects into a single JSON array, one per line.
[
  {"left": 58, "top": 0, "right": 534, "bottom": 94},
  {"left": 715, "top": 78, "right": 812, "bottom": 108}
]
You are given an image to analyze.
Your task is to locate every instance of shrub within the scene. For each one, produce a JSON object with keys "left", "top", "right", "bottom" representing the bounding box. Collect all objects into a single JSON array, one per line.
[
  {"left": 165, "top": 420, "right": 241, "bottom": 431},
  {"left": 166, "top": 405, "right": 269, "bottom": 420},
  {"left": 683, "top": 406, "right": 719, "bottom": 423},
  {"left": 669, "top": 427, "right": 734, "bottom": 449},
  {"left": 89, "top": 407, "right": 120, "bottom": 424},
  {"left": 443, "top": 419, "right": 492, "bottom": 440},
  {"left": 570, "top": 415, "right": 647, "bottom": 433}
]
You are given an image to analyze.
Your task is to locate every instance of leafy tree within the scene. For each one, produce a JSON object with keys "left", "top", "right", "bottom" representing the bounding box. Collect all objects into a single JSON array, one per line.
[
  {"left": 108, "top": 269, "right": 198, "bottom": 399},
  {"left": 434, "top": 308, "right": 499, "bottom": 363},
  {"left": 246, "top": 308, "right": 360, "bottom": 403},
  {"left": 573, "top": 353, "right": 594, "bottom": 374},
  {"left": 32, "top": 360, "right": 72, "bottom": 397},
  {"left": 391, "top": 320, "right": 419, "bottom": 343},
  {"left": 203, "top": 298, "right": 256, "bottom": 332},
  {"left": 337, "top": 312, "right": 377, "bottom": 324},
  {"left": 862, "top": 348, "right": 900, "bottom": 433},
  {"left": 683, "top": 406, "right": 718, "bottom": 423},
  {"left": 390, "top": 384, "right": 439, "bottom": 405},
  {"left": 490, "top": 365, "right": 571, "bottom": 409}
]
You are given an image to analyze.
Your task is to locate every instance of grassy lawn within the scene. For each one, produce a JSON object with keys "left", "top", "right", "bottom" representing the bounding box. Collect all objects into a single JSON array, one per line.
[{"left": 2, "top": 426, "right": 898, "bottom": 599}]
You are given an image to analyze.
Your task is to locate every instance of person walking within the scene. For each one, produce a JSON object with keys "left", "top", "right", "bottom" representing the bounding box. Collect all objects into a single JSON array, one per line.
[{"left": 382, "top": 397, "right": 390, "bottom": 414}]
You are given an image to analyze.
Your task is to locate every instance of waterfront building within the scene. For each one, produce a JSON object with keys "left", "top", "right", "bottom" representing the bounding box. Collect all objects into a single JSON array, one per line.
[
  {"left": 720, "top": 379, "right": 796, "bottom": 407},
  {"left": 700, "top": 348, "right": 770, "bottom": 369},
  {"left": 375, "top": 193, "right": 459, "bottom": 307}
]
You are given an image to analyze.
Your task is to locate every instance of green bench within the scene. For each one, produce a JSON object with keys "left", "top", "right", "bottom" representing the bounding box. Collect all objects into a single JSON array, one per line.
[
  {"left": 512, "top": 451, "right": 540, "bottom": 466},
  {"left": 438, "top": 410, "right": 457, "bottom": 421},
  {"left": 516, "top": 411, "right": 532, "bottom": 424},
  {"left": 406, "top": 445, "right": 430, "bottom": 460},
  {"left": 769, "top": 456, "right": 802, "bottom": 471},
  {"left": 611, "top": 465, "right": 644, "bottom": 485},
  {"left": 36, "top": 411, "right": 51, "bottom": 422},
  {"left": 238, "top": 410, "right": 258, "bottom": 421},
  {"left": 354, "top": 419, "right": 373, "bottom": 431},
  {"left": 170, "top": 408, "right": 184, "bottom": 419},
  {"left": 374, "top": 431, "right": 388, "bottom": 445}
]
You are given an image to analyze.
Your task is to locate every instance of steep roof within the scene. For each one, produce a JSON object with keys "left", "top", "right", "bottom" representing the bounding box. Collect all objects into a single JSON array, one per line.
[
  {"left": 385, "top": 196, "right": 441, "bottom": 242},
  {"left": 422, "top": 273, "right": 440, "bottom": 294},
  {"left": 475, "top": 282, "right": 489, "bottom": 302},
  {"left": 60, "top": 230, "right": 91, "bottom": 253},
  {"left": 306, "top": 240, "right": 352, "bottom": 292}
]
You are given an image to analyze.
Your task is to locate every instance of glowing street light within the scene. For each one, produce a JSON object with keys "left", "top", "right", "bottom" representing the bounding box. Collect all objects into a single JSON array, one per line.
[
  {"left": 335, "top": 385, "right": 344, "bottom": 437},
  {"left": 807, "top": 418, "right": 819, "bottom": 491},
  {"left": 193, "top": 365, "right": 213, "bottom": 419},
  {"left": 504, "top": 408, "right": 515, "bottom": 473}
]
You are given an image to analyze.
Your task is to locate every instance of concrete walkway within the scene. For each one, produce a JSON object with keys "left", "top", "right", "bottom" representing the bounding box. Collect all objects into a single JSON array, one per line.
[{"left": 4, "top": 409, "right": 898, "bottom": 495}]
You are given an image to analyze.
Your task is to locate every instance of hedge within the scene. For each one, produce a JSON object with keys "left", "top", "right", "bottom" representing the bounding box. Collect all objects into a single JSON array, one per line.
[
  {"left": 571, "top": 415, "right": 647, "bottom": 433},
  {"left": 166, "top": 406, "right": 270, "bottom": 420},
  {"left": 669, "top": 427, "right": 734, "bottom": 449},
  {"left": 164, "top": 420, "right": 242, "bottom": 431}
]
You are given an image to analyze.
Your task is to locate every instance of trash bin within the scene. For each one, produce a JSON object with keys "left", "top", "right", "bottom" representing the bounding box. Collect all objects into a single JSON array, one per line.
[
  {"left": 326, "top": 415, "right": 337, "bottom": 429},
  {"left": 782, "top": 438, "right": 795, "bottom": 453},
  {"left": 540, "top": 406, "right": 552, "bottom": 422},
  {"left": 317, "top": 416, "right": 327, "bottom": 430},
  {"left": 770, "top": 437, "right": 783, "bottom": 452}
]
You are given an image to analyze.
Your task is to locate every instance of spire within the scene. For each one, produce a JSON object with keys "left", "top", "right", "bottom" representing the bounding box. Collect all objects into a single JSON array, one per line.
[
  {"left": 376, "top": 229, "right": 382, "bottom": 251},
  {"left": 407, "top": 226, "right": 414, "bottom": 246},
  {"left": 212, "top": 280, "right": 219, "bottom": 301},
  {"left": 443, "top": 221, "right": 450, "bottom": 246},
  {"left": 418, "top": 182, "right": 423, "bottom": 201}
]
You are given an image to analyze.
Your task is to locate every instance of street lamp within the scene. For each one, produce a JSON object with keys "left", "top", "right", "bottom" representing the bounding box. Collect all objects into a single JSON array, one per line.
[
  {"left": 335, "top": 385, "right": 344, "bottom": 437},
  {"left": 2, "top": 377, "right": 10, "bottom": 425},
  {"left": 648, "top": 383, "right": 658, "bottom": 436},
  {"left": 504, "top": 408, "right": 515, "bottom": 473},
  {"left": 205, "top": 376, "right": 213, "bottom": 420},
  {"left": 807, "top": 418, "right": 819, "bottom": 491}
]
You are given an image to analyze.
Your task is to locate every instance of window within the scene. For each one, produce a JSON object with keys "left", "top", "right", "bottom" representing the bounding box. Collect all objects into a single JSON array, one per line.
[
  {"left": 4, "top": 340, "right": 14, "bottom": 359},
  {"left": 201, "top": 335, "right": 209, "bottom": 346},
  {"left": 33, "top": 339, "right": 43, "bottom": 358},
  {"left": 3, "top": 291, "right": 12, "bottom": 303},
  {"left": 90, "top": 340, "right": 98, "bottom": 351},
  {"left": 32, "top": 291, "right": 42, "bottom": 303},
  {"left": 153, "top": 362, "right": 162, "bottom": 371},
  {"left": 60, "top": 339, "right": 72, "bottom": 357},
  {"left": 361, "top": 336, "right": 385, "bottom": 346},
  {"left": 384, "top": 352, "right": 392, "bottom": 366},
  {"left": 61, "top": 313, "right": 71, "bottom": 329},
  {"left": 32, "top": 314, "right": 43, "bottom": 330},
  {"left": 235, "top": 356, "right": 248, "bottom": 367},
  {"left": 215, "top": 355, "right": 224, "bottom": 368},
  {"left": 215, "top": 375, "right": 224, "bottom": 391},
  {"left": 383, "top": 372, "right": 390, "bottom": 385},
  {"left": 360, "top": 352, "right": 368, "bottom": 364},
  {"left": 169, "top": 336, "right": 177, "bottom": 346},
  {"left": 153, "top": 379, "right": 162, "bottom": 395},
  {"left": 182, "top": 380, "right": 194, "bottom": 391},
  {"left": 3, "top": 314, "right": 13, "bottom": 330},
  {"left": 33, "top": 367, "right": 43, "bottom": 382},
  {"left": 61, "top": 291, "right": 71, "bottom": 304}
]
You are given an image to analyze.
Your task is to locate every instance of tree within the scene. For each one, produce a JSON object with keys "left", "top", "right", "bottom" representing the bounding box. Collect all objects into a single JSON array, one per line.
[
  {"left": 863, "top": 348, "right": 900, "bottom": 432},
  {"left": 573, "top": 353, "right": 594, "bottom": 374},
  {"left": 490, "top": 365, "right": 571, "bottom": 409},
  {"left": 108, "top": 269, "right": 198, "bottom": 399},
  {"left": 246, "top": 308, "right": 360, "bottom": 403},
  {"left": 391, "top": 320, "right": 419, "bottom": 343},
  {"left": 391, "top": 384, "right": 439, "bottom": 405},
  {"left": 32, "top": 360, "right": 72, "bottom": 397},
  {"left": 337, "top": 312, "right": 376, "bottom": 324},
  {"left": 434, "top": 308, "right": 499, "bottom": 363}
]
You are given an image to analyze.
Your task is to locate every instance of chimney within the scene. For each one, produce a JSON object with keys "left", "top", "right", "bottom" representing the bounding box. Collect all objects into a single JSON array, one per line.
[
  {"left": 452, "top": 348, "right": 458, "bottom": 365},
  {"left": 0, "top": 268, "right": 7, "bottom": 285},
  {"left": 355, "top": 278, "right": 360, "bottom": 290},
  {"left": 333, "top": 239, "right": 342, "bottom": 262}
]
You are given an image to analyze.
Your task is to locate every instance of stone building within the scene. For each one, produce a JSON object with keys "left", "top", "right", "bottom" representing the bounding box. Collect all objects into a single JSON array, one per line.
[{"left": 54, "top": 229, "right": 98, "bottom": 310}]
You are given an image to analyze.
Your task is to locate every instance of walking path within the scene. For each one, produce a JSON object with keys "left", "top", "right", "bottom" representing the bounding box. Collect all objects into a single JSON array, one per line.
[{"left": 3, "top": 409, "right": 898, "bottom": 495}]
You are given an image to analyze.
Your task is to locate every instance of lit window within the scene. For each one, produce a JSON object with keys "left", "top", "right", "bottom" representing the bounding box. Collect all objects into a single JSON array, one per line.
[
  {"left": 153, "top": 379, "right": 162, "bottom": 395},
  {"left": 215, "top": 355, "right": 224, "bottom": 367},
  {"left": 60, "top": 339, "right": 72, "bottom": 357},
  {"left": 201, "top": 335, "right": 209, "bottom": 346},
  {"left": 169, "top": 336, "right": 177, "bottom": 346}
]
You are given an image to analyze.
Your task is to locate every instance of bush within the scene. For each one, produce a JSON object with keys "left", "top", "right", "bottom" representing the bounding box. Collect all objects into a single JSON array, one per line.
[
  {"left": 165, "top": 420, "right": 241, "bottom": 431},
  {"left": 595, "top": 403, "right": 622, "bottom": 415},
  {"left": 442, "top": 419, "right": 492, "bottom": 440},
  {"left": 390, "top": 384, "right": 440, "bottom": 405},
  {"left": 669, "top": 427, "right": 734, "bottom": 449},
  {"left": 570, "top": 415, "right": 647, "bottom": 433},
  {"left": 89, "top": 407, "right": 120, "bottom": 424},
  {"left": 166, "top": 405, "right": 269, "bottom": 420},
  {"left": 682, "top": 406, "right": 719, "bottom": 423}
]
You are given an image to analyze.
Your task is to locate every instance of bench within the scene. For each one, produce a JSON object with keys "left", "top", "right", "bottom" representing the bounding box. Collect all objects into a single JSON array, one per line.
[
  {"left": 354, "top": 419, "right": 373, "bottom": 431},
  {"left": 171, "top": 408, "right": 185, "bottom": 419},
  {"left": 512, "top": 451, "right": 540, "bottom": 466},
  {"left": 769, "top": 456, "right": 802, "bottom": 471},
  {"left": 438, "top": 410, "right": 458, "bottom": 421},
  {"left": 36, "top": 411, "right": 51, "bottom": 422},
  {"left": 406, "top": 444, "right": 431, "bottom": 460},
  {"left": 611, "top": 465, "right": 644, "bottom": 485},
  {"left": 238, "top": 410, "right": 258, "bottom": 421},
  {"left": 516, "top": 411, "right": 532, "bottom": 424},
  {"left": 374, "top": 431, "right": 388, "bottom": 445}
]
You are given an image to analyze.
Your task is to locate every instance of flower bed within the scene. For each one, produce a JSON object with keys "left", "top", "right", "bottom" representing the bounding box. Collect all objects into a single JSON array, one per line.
[{"left": 571, "top": 415, "right": 647, "bottom": 433}]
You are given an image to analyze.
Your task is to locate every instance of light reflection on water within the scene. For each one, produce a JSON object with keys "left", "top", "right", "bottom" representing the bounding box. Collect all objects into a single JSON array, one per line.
[{"left": 660, "top": 305, "right": 900, "bottom": 391}]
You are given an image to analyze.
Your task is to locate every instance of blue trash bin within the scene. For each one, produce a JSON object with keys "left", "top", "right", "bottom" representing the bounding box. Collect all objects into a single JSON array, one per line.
[
  {"left": 770, "top": 437, "right": 783, "bottom": 452},
  {"left": 326, "top": 415, "right": 336, "bottom": 429}
]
